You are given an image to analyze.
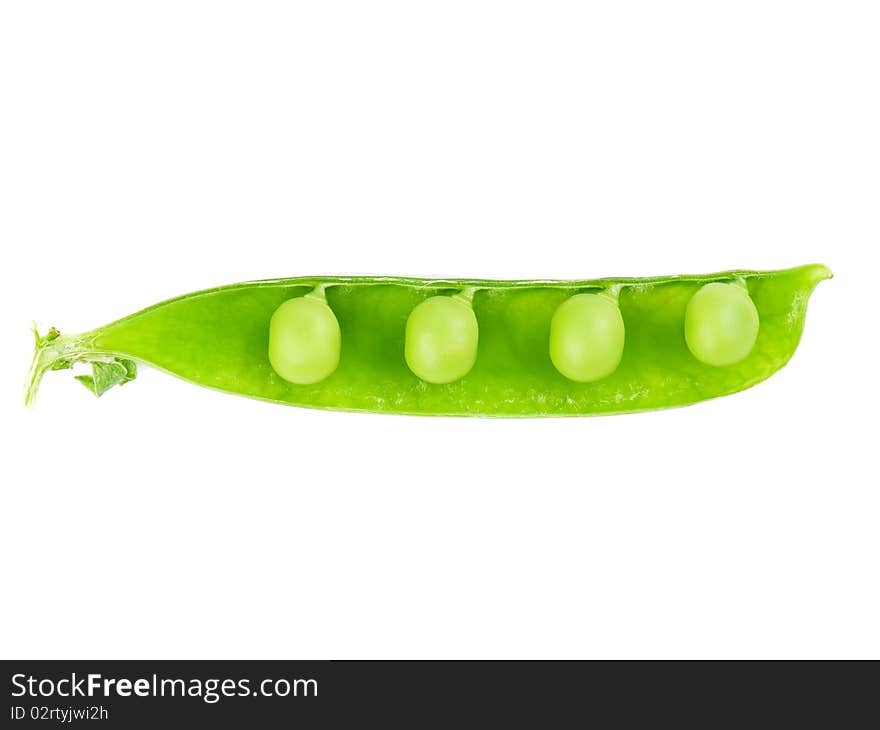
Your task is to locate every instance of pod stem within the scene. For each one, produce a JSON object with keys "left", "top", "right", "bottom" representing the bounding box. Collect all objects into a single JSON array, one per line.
[
  {"left": 24, "top": 326, "right": 135, "bottom": 406},
  {"left": 25, "top": 327, "right": 83, "bottom": 406}
]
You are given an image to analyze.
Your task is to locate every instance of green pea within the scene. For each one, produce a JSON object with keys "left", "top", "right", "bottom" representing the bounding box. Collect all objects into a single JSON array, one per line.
[
  {"left": 405, "top": 294, "right": 478, "bottom": 384},
  {"left": 268, "top": 293, "right": 341, "bottom": 384},
  {"left": 685, "top": 282, "right": 759, "bottom": 366},
  {"left": 549, "top": 293, "right": 625, "bottom": 382}
]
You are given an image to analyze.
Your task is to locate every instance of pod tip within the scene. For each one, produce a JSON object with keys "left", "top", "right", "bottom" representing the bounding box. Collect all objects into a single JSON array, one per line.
[{"left": 807, "top": 263, "right": 833, "bottom": 285}]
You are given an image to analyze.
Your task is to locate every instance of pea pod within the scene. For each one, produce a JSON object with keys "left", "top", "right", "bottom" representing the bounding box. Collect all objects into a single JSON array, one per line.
[{"left": 25, "top": 264, "right": 830, "bottom": 416}]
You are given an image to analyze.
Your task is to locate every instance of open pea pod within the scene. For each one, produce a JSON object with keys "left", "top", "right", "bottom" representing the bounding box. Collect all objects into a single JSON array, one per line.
[{"left": 26, "top": 264, "right": 830, "bottom": 416}]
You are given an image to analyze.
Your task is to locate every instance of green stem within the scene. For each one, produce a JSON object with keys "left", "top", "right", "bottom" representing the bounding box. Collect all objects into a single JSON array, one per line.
[
  {"left": 304, "top": 284, "right": 329, "bottom": 303},
  {"left": 24, "top": 327, "right": 96, "bottom": 406},
  {"left": 598, "top": 284, "right": 623, "bottom": 304},
  {"left": 452, "top": 288, "right": 478, "bottom": 307}
]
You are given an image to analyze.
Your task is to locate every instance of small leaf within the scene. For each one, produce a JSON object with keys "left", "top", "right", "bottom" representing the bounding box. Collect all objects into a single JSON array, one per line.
[
  {"left": 115, "top": 358, "right": 138, "bottom": 385},
  {"left": 75, "top": 361, "right": 128, "bottom": 397},
  {"left": 74, "top": 374, "right": 99, "bottom": 396},
  {"left": 50, "top": 359, "right": 73, "bottom": 371}
]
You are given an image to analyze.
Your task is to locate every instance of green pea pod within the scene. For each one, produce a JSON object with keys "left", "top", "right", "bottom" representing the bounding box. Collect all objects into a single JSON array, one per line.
[{"left": 25, "top": 264, "right": 830, "bottom": 416}]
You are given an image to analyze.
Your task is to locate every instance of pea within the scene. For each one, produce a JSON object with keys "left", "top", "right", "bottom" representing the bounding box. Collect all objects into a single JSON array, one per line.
[
  {"left": 28, "top": 264, "right": 831, "bottom": 415},
  {"left": 404, "top": 294, "right": 478, "bottom": 384},
  {"left": 549, "top": 293, "right": 625, "bottom": 382},
  {"left": 685, "top": 282, "right": 760, "bottom": 367},
  {"left": 268, "top": 291, "right": 341, "bottom": 384}
]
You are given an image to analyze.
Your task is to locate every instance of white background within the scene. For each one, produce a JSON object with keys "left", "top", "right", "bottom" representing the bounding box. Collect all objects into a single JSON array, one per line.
[{"left": 1, "top": 2, "right": 877, "bottom": 659}]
